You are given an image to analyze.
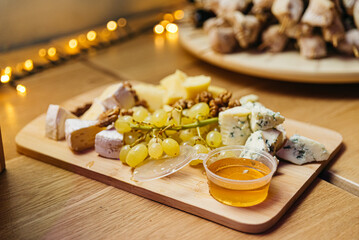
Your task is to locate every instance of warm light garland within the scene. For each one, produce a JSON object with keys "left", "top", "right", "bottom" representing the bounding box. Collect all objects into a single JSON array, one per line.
[{"left": 1, "top": 8, "right": 185, "bottom": 93}]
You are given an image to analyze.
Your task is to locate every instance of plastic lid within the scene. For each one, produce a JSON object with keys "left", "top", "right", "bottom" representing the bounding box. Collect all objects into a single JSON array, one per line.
[{"left": 133, "top": 145, "right": 196, "bottom": 182}]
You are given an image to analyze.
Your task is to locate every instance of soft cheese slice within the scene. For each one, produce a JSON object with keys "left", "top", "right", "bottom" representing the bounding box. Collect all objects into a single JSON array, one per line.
[
  {"left": 262, "top": 128, "right": 285, "bottom": 155},
  {"left": 241, "top": 130, "right": 269, "bottom": 160},
  {"left": 81, "top": 99, "right": 106, "bottom": 120},
  {"left": 249, "top": 104, "right": 285, "bottom": 132},
  {"left": 100, "top": 83, "right": 135, "bottom": 110},
  {"left": 276, "top": 134, "right": 330, "bottom": 165},
  {"left": 65, "top": 119, "right": 103, "bottom": 151},
  {"left": 45, "top": 104, "right": 76, "bottom": 140},
  {"left": 219, "top": 106, "right": 252, "bottom": 145},
  {"left": 95, "top": 129, "right": 123, "bottom": 159},
  {"left": 183, "top": 75, "right": 211, "bottom": 99},
  {"left": 133, "top": 83, "right": 165, "bottom": 111}
]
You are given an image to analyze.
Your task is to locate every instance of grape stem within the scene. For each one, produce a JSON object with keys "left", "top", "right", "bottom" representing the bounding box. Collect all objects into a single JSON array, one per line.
[{"left": 130, "top": 117, "right": 218, "bottom": 131}]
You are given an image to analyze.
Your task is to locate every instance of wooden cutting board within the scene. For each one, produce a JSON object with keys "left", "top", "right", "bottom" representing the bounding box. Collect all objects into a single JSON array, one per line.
[
  {"left": 15, "top": 85, "right": 343, "bottom": 233},
  {"left": 179, "top": 25, "right": 359, "bottom": 84}
]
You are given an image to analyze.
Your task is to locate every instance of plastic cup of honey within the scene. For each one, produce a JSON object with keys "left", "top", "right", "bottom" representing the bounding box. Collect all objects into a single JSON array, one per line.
[{"left": 203, "top": 145, "right": 278, "bottom": 207}]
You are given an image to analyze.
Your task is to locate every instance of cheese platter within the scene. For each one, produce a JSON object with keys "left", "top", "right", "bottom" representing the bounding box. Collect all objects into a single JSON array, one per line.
[{"left": 16, "top": 72, "right": 343, "bottom": 233}]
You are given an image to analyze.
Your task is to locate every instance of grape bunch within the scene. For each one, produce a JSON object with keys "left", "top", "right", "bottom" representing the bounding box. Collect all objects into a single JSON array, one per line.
[{"left": 116, "top": 103, "right": 222, "bottom": 168}]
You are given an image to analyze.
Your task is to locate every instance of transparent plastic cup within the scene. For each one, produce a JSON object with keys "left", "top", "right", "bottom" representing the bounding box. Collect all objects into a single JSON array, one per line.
[{"left": 203, "top": 145, "right": 277, "bottom": 207}]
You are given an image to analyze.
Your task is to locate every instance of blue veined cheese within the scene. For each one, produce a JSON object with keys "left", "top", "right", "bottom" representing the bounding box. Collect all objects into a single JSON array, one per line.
[
  {"left": 276, "top": 134, "right": 330, "bottom": 165},
  {"left": 262, "top": 127, "right": 285, "bottom": 155},
  {"left": 241, "top": 130, "right": 269, "bottom": 159},
  {"left": 248, "top": 104, "right": 285, "bottom": 132},
  {"left": 219, "top": 106, "right": 252, "bottom": 145}
]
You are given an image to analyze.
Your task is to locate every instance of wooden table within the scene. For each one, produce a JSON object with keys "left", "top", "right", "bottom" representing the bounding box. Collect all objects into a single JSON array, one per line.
[{"left": 1, "top": 30, "right": 359, "bottom": 239}]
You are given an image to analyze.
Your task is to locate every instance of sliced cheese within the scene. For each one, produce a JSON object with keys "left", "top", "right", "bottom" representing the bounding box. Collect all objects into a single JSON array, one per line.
[
  {"left": 81, "top": 99, "right": 106, "bottom": 121},
  {"left": 219, "top": 106, "right": 252, "bottom": 145},
  {"left": 183, "top": 75, "right": 211, "bottom": 99},
  {"left": 160, "top": 70, "right": 187, "bottom": 104},
  {"left": 65, "top": 119, "right": 103, "bottom": 151},
  {"left": 239, "top": 94, "right": 259, "bottom": 105},
  {"left": 95, "top": 129, "right": 123, "bottom": 159},
  {"left": 45, "top": 104, "right": 76, "bottom": 140},
  {"left": 262, "top": 128, "right": 285, "bottom": 155},
  {"left": 208, "top": 85, "right": 227, "bottom": 97},
  {"left": 133, "top": 83, "right": 165, "bottom": 111},
  {"left": 276, "top": 134, "right": 330, "bottom": 165}
]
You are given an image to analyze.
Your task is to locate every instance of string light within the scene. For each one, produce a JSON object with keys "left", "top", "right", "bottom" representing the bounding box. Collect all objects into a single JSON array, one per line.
[
  {"left": 4, "top": 66, "right": 12, "bottom": 76},
  {"left": 107, "top": 21, "right": 117, "bottom": 31},
  {"left": 174, "top": 10, "right": 184, "bottom": 20},
  {"left": 16, "top": 84, "right": 26, "bottom": 94},
  {"left": 69, "top": 39, "right": 78, "bottom": 49},
  {"left": 38, "top": 48, "right": 47, "bottom": 57},
  {"left": 166, "top": 23, "right": 178, "bottom": 34},
  {"left": 1, "top": 75, "right": 10, "bottom": 83},
  {"left": 23, "top": 59, "right": 34, "bottom": 71},
  {"left": 118, "top": 18, "right": 127, "bottom": 27},
  {"left": 87, "top": 31, "right": 97, "bottom": 41},
  {"left": 163, "top": 13, "right": 174, "bottom": 22},
  {"left": 154, "top": 24, "right": 165, "bottom": 34},
  {"left": 48, "top": 47, "right": 57, "bottom": 57},
  {"left": 160, "top": 20, "right": 170, "bottom": 27}
]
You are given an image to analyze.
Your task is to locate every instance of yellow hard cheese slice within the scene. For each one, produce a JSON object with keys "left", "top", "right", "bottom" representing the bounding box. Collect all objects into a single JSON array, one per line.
[
  {"left": 160, "top": 70, "right": 187, "bottom": 104},
  {"left": 208, "top": 85, "right": 226, "bottom": 97},
  {"left": 133, "top": 83, "right": 165, "bottom": 111},
  {"left": 183, "top": 75, "right": 211, "bottom": 99}
]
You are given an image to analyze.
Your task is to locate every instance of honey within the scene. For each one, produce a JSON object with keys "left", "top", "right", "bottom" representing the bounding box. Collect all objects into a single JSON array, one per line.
[{"left": 207, "top": 157, "right": 271, "bottom": 207}]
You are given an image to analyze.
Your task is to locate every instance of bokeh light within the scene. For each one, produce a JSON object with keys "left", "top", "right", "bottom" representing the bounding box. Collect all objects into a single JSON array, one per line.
[
  {"left": 166, "top": 23, "right": 178, "bottom": 34},
  {"left": 69, "top": 39, "right": 78, "bottom": 49},
  {"left": 107, "top": 21, "right": 117, "bottom": 31},
  {"left": 174, "top": 10, "right": 184, "bottom": 20},
  {"left": 154, "top": 24, "right": 165, "bottom": 34},
  {"left": 23, "top": 59, "right": 34, "bottom": 71},
  {"left": 87, "top": 31, "right": 97, "bottom": 41}
]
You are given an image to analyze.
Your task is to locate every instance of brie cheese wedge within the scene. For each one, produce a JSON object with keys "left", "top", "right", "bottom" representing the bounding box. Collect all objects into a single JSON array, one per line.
[
  {"left": 276, "top": 134, "right": 330, "bottom": 165},
  {"left": 45, "top": 104, "right": 76, "bottom": 140},
  {"left": 95, "top": 129, "right": 123, "bottom": 159},
  {"left": 100, "top": 83, "right": 135, "bottom": 110},
  {"left": 65, "top": 119, "right": 103, "bottom": 151}
]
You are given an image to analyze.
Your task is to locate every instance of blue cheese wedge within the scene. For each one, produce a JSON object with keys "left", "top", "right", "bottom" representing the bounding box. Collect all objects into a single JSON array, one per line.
[
  {"left": 262, "top": 127, "right": 285, "bottom": 155},
  {"left": 249, "top": 104, "right": 285, "bottom": 132},
  {"left": 65, "top": 119, "right": 103, "bottom": 151},
  {"left": 276, "top": 134, "right": 330, "bottom": 165},
  {"left": 241, "top": 130, "right": 269, "bottom": 159},
  {"left": 45, "top": 104, "right": 77, "bottom": 140},
  {"left": 95, "top": 129, "right": 123, "bottom": 159},
  {"left": 219, "top": 106, "right": 252, "bottom": 145}
]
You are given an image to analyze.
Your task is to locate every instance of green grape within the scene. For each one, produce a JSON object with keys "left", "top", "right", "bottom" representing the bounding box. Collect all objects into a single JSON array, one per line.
[
  {"left": 133, "top": 106, "right": 149, "bottom": 122},
  {"left": 193, "top": 144, "right": 209, "bottom": 154},
  {"left": 115, "top": 116, "right": 132, "bottom": 133},
  {"left": 162, "top": 138, "right": 180, "bottom": 157},
  {"left": 151, "top": 109, "right": 168, "bottom": 127},
  {"left": 124, "top": 131, "right": 141, "bottom": 145},
  {"left": 126, "top": 144, "right": 148, "bottom": 167},
  {"left": 180, "top": 141, "right": 194, "bottom": 146},
  {"left": 148, "top": 142, "right": 163, "bottom": 159},
  {"left": 181, "top": 117, "right": 193, "bottom": 125},
  {"left": 179, "top": 129, "right": 195, "bottom": 142},
  {"left": 148, "top": 137, "right": 162, "bottom": 146},
  {"left": 188, "top": 103, "right": 210, "bottom": 119},
  {"left": 143, "top": 115, "right": 152, "bottom": 123},
  {"left": 206, "top": 131, "right": 222, "bottom": 148},
  {"left": 182, "top": 109, "right": 189, "bottom": 116},
  {"left": 119, "top": 145, "right": 131, "bottom": 163}
]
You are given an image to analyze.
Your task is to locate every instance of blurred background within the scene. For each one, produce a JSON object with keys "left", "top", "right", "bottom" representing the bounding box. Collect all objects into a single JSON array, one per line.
[{"left": 0, "top": 0, "right": 184, "bottom": 51}]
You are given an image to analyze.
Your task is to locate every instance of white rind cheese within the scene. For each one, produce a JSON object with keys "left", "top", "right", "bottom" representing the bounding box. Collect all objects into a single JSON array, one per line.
[
  {"left": 219, "top": 106, "right": 252, "bottom": 145},
  {"left": 45, "top": 104, "right": 76, "bottom": 140},
  {"left": 276, "top": 134, "right": 330, "bottom": 165},
  {"left": 65, "top": 119, "right": 103, "bottom": 151},
  {"left": 95, "top": 129, "right": 123, "bottom": 159}
]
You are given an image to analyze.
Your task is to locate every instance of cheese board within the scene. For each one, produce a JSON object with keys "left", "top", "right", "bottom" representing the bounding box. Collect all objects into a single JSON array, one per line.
[
  {"left": 15, "top": 84, "right": 343, "bottom": 233},
  {"left": 179, "top": 25, "right": 359, "bottom": 84}
]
